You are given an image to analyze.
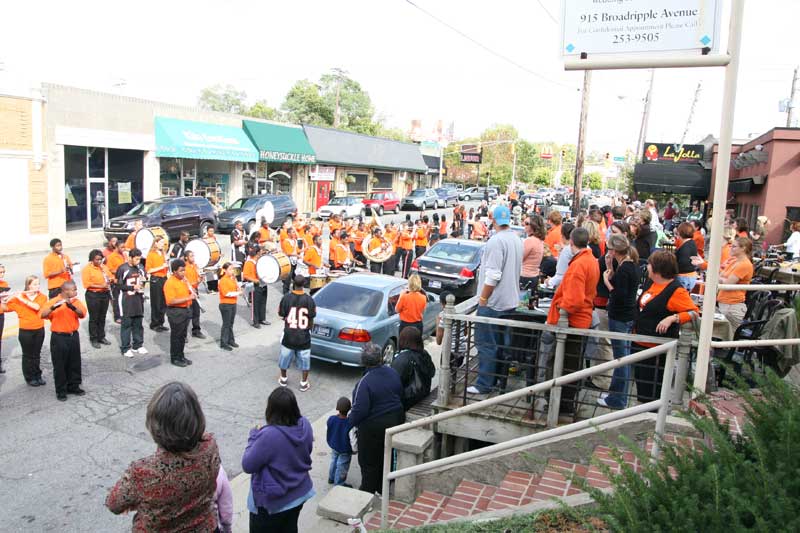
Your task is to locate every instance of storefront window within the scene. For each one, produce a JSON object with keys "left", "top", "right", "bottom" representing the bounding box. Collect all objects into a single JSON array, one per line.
[
  {"left": 65, "top": 146, "right": 88, "bottom": 230},
  {"left": 374, "top": 172, "right": 393, "bottom": 190},
  {"left": 108, "top": 149, "right": 144, "bottom": 218},
  {"left": 159, "top": 158, "right": 181, "bottom": 196},
  {"left": 197, "top": 172, "right": 229, "bottom": 209},
  {"left": 346, "top": 173, "right": 368, "bottom": 195}
]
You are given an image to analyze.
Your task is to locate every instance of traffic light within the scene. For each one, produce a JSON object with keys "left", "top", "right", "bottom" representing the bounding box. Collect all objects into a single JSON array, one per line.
[
  {"left": 561, "top": 149, "right": 566, "bottom": 158},
  {"left": 605, "top": 152, "right": 610, "bottom": 160}
]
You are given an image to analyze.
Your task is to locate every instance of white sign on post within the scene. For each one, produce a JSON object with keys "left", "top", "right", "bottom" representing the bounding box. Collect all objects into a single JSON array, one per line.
[{"left": 561, "top": 0, "right": 722, "bottom": 57}]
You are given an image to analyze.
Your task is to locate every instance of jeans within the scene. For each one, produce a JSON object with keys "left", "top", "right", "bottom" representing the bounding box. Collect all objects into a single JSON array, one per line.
[
  {"left": 120, "top": 315, "right": 144, "bottom": 354},
  {"left": 249, "top": 503, "right": 304, "bottom": 533},
  {"left": 473, "top": 305, "right": 513, "bottom": 393},
  {"left": 605, "top": 318, "right": 634, "bottom": 409},
  {"left": 328, "top": 450, "right": 352, "bottom": 485},
  {"left": 677, "top": 275, "right": 697, "bottom": 292}
]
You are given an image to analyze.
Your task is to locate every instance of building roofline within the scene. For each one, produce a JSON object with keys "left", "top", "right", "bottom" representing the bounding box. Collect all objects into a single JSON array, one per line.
[{"left": 302, "top": 123, "right": 419, "bottom": 147}]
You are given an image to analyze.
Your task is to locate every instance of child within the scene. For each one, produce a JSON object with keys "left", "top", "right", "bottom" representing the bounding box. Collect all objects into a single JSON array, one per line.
[
  {"left": 326, "top": 397, "right": 353, "bottom": 486},
  {"left": 214, "top": 465, "right": 233, "bottom": 533}
]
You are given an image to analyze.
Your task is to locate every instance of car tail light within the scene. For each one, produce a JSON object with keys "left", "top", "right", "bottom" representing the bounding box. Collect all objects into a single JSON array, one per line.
[
  {"left": 338, "top": 328, "right": 371, "bottom": 342},
  {"left": 411, "top": 260, "right": 419, "bottom": 270},
  {"left": 459, "top": 267, "right": 475, "bottom": 278}
]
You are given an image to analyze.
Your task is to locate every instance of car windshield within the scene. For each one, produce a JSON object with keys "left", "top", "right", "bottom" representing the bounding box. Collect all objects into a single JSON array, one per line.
[
  {"left": 315, "top": 283, "right": 384, "bottom": 316},
  {"left": 127, "top": 202, "right": 161, "bottom": 216},
  {"left": 228, "top": 197, "right": 262, "bottom": 210},
  {"left": 369, "top": 193, "right": 383, "bottom": 200},
  {"left": 435, "top": 188, "right": 448, "bottom": 194},
  {"left": 409, "top": 190, "right": 426, "bottom": 197},
  {"left": 426, "top": 242, "right": 479, "bottom": 263},
  {"left": 327, "top": 197, "right": 347, "bottom": 206}
]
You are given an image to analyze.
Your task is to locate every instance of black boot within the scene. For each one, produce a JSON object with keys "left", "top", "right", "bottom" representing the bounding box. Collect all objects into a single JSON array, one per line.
[{"left": 171, "top": 358, "right": 188, "bottom": 368}]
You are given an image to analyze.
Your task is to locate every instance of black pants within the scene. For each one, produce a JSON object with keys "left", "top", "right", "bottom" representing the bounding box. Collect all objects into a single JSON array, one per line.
[
  {"left": 633, "top": 344, "right": 668, "bottom": 403},
  {"left": 370, "top": 260, "right": 383, "bottom": 274},
  {"left": 219, "top": 303, "right": 236, "bottom": 346},
  {"left": 48, "top": 287, "right": 60, "bottom": 299},
  {"left": 251, "top": 285, "right": 268, "bottom": 325},
  {"left": 249, "top": 503, "right": 304, "bottom": 533},
  {"left": 165, "top": 307, "right": 190, "bottom": 361},
  {"left": 50, "top": 331, "right": 81, "bottom": 395},
  {"left": 415, "top": 246, "right": 427, "bottom": 261},
  {"left": 357, "top": 409, "right": 405, "bottom": 494},
  {"left": 0, "top": 313, "right": 3, "bottom": 370},
  {"left": 207, "top": 277, "right": 219, "bottom": 292},
  {"left": 18, "top": 327, "right": 45, "bottom": 382},
  {"left": 149, "top": 277, "right": 166, "bottom": 328},
  {"left": 400, "top": 320, "right": 423, "bottom": 335},
  {"left": 384, "top": 253, "right": 397, "bottom": 275},
  {"left": 560, "top": 335, "right": 584, "bottom": 416},
  {"left": 190, "top": 300, "right": 201, "bottom": 333},
  {"left": 120, "top": 315, "right": 144, "bottom": 354},
  {"left": 85, "top": 290, "right": 110, "bottom": 342},
  {"left": 282, "top": 264, "right": 296, "bottom": 294},
  {"left": 111, "top": 288, "right": 121, "bottom": 321},
  {"left": 398, "top": 249, "right": 413, "bottom": 278},
  {"left": 519, "top": 276, "right": 539, "bottom": 292}
]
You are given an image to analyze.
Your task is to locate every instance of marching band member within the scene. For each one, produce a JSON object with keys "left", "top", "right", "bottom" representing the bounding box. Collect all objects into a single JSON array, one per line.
[
  {"left": 281, "top": 227, "right": 301, "bottom": 294},
  {"left": 0, "top": 264, "right": 6, "bottom": 373},
  {"left": 124, "top": 219, "right": 143, "bottom": 251},
  {"left": 43, "top": 238, "right": 74, "bottom": 298},
  {"left": 257, "top": 218, "right": 274, "bottom": 246},
  {"left": 368, "top": 227, "right": 391, "bottom": 274},
  {"left": 230, "top": 220, "right": 247, "bottom": 263},
  {"left": 353, "top": 222, "right": 368, "bottom": 266},
  {"left": 303, "top": 234, "right": 329, "bottom": 295},
  {"left": 398, "top": 222, "right": 415, "bottom": 278},
  {"left": 40, "top": 280, "right": 87, "bottom": 401},
  {"left": 218, "top": 262, "right": 243, "bottom": 352},
  {"left": 384, "top": 222, "right": 399, "bottom": 276},
  {"left": 243, "top": 246, "right": 270, "bottom": 328},
  {"left": 414, "top": 219, "right": 429, "bottom": 260},
  {"left": 169, "top": 231, "right": 190, "bottom": 260},
  {"left": 439, "top": 215, "right": 448, "bottom": 241},
  {"left": 163, "top": 259, "right": 194, "bottom": 367},
  {"left": 105, "top": 240, "right": 126, "bottom": 324},
  {"left": 331, "top": 230, "right": 353, "bottom": 271},
  {"left": 146, "top": 236, "right": 169, "bottom": 331},
  {"left": 279, "top": 218, "right": 293, "bottom": 242},
  {"left": 204, "top": 227, "right": 221, "bottom": 293},
  {"left": 102, "top": 237, "right": 119, "bottom": 259},
  {"left": 1, "top": 275, "right": 47, "bottom": 385},
  {"left": 184, "top": 250, "right": 205, "bottom": 339},
  {"left": 115, "top": 248, "right": 147, "bottom": 358},
  {"left": 245, "top": 231, "right": 261, "bottom": 258},
  {"left": 328, "top": 213, "right": 343, "bottom": 236},
  {"left": 82, "top": 249, "right": 113, "bottom": 349}
]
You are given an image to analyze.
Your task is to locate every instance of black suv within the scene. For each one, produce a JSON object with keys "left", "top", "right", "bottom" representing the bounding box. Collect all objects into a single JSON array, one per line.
[
  {"left": 217, "top": 194, "right": 298, "bottom": 234},
  {"left": 104, "top": 196, "right": 217, "bottom": 242}
]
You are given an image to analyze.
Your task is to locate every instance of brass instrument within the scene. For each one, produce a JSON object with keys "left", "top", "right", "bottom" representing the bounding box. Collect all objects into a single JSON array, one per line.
[{"left": 362, "top": 235, "right": 393, "bottom": 264}]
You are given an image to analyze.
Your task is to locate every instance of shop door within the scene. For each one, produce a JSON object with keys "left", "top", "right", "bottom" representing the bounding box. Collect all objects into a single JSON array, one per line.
[
  {"left": 182, "top": 178, "right": 196, "bottom": 196},
  {"left": 256, "top": 178, "right": 271, "bottom": 196},
  {"left": 88, "top": 180, "right": 108, "bottom": 230},
  {"left": 316, "top": 182, "right": 331, "bottom": 209}
]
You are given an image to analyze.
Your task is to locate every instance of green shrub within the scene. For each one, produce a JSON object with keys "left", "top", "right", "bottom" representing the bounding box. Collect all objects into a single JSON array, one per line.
[{"left": 587, "top": 372, "right": 800, "bottom": 532}]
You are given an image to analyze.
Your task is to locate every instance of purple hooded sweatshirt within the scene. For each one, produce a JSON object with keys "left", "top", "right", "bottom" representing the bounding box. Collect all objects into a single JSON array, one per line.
[{"left": 242, "top": 416, "right": 314, "bottom": 514}]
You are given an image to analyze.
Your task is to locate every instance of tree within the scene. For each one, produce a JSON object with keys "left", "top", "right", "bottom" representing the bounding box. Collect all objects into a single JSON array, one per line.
[
  {"left": 198, "top": 85, "right": 248, "bottom": 114},
  {"left": 247, "top": 99, "right": 279, "bottom": 121},
  {"left": 585, "top": 171, "right": 604, "bottom": 190},
  {"left": 281, "top": 79, "right": 332, "bottom": 126}
]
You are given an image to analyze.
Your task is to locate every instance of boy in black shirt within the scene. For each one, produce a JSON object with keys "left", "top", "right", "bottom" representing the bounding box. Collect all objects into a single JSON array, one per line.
[
  {"left": 115, "top": 248, "right": 147, "bottom": 358},
  {"left": 277, "top": 275, "right": 316, "bottom": 392}
]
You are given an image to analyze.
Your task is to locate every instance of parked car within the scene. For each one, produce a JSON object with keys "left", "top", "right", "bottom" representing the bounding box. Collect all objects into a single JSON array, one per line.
[
  {"left": 310, "top": 274, "right": 441, "bottom": 366},
  {"left": 411, "top": 238, "right": 484, "bottom": 300},
  {"left": 401, "top": 188, "right": 440, "bottom": 210},
  {"left": 435, "top": 187, "right": 459, "bottom": 207},
  {"left": 104, "top": 196, "right": 217, "bottom": 243},
  {"left": 361, "top": 191, "right": 400, "bottom": 215},
  {"left": 459, "top": 187, "right": 498, "bottom": 201},
  {"left": 217, "top": 194, "right": 297, "bottom": 234},
  {"left": 318, "top": 196, "right": 366, "bottom": 220}
]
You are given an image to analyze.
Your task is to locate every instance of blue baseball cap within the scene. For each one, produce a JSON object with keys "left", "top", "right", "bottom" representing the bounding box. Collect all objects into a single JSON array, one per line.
[{"left": 492, "top": 205, "right": 511, "bottom": 226}]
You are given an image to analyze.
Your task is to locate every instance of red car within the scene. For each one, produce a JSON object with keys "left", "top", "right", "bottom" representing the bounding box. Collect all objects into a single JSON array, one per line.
[{"left": 361, "top": 191, "right": 400, "bottom": 215}]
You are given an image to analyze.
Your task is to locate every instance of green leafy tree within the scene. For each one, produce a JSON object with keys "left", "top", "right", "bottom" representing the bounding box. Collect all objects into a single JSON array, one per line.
[
  {"left": 584, "top": 171, "right": 603, "bottom": 190},
  {"left": 198, "top": 84, "right": 248, "bottom": 114},
  {"left": 247, "top": 99, "right": 279, "bottom": 121},
  {"left": 281, "top": 79, "right": 332, "bottom": 125}
]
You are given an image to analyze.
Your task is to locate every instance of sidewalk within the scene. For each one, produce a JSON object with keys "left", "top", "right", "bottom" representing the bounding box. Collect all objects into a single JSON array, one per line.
[
  {"left": 230, "top": 409, "right": 363, "bottom": 533},
  {"left": 0, "top": 229, "right": 106, "bottom": 258}
]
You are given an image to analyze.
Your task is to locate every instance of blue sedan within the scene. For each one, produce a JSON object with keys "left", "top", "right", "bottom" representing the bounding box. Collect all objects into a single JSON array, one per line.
[
  {"left": 310, "top": 273, "right": 442, "bottom": 366},
  {"left": 435, "top": 187, "right": 459, "bottom": 207}
]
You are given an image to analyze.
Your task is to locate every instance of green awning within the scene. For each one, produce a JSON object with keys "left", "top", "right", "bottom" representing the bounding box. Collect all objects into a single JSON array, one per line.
[
  {"left": 242, "top": 120, "right": 317, "bottom": 164},
  {"left": 155, "top": 117, "right": 258, "bottom": 162}
]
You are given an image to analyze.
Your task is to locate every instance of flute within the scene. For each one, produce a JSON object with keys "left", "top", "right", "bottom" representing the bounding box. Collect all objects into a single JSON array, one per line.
[{"left": 184, "top": 277, "right": 205, "bottom": 313}]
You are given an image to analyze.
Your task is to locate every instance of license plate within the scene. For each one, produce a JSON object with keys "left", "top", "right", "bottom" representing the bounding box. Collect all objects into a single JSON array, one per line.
[
  {"left": 429, "top": 280, "right": 442, "bottom": 289},
  {"left": 313, "top": 325, "right": 331, "bottom": 337}
]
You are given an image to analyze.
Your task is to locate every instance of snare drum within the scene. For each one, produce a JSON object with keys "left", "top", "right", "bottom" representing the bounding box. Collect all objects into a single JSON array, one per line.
[
  {"left": 309, "top": 274, "right": 329, "bottom": 290},
  {"left": 256, "top": 252, "right": 292, "bottom": 283},
  {"left": 134, "top": 226, "right": 169, "bottom": 252},
  {"left": 185, "top": 238, "right": 222, "bottom": 269}
]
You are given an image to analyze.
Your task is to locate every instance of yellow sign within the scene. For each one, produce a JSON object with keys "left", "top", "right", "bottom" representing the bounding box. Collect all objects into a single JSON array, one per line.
[
  {"left": 118, "top": 182, "right": 132, "bottom": 204},
  {"left": 65, "top": 185, "right": 77, "bottom": 207}
]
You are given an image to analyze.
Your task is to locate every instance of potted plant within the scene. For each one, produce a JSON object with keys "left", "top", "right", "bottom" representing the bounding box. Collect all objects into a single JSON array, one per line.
[
  {"left": 369, "top": 176, "right": 379, "bottom": 185},
  {"left": 345, "top": 175, "right": 356, "bottom": 184}
]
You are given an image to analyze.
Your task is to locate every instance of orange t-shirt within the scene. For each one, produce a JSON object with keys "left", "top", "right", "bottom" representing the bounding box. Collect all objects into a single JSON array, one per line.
[
  {"left": 398, "top": 231, "right": 414, "bottom": 251},
  {"left": 636, "top": 281, "right": 699, "bottom": 346},
  {"left": 414, "top": 227, "right": 429, "bottom": 248},
  {"left": 163, "top": 275, "right": 192, "bottom": 308},
  {"left": 545, "top": 225, "right": 562, "bottom": 259},
  {"left": 258, "top": 227, "right": 273, "bottom": 244},
  {"left": 279, "top": 228, "right": 289, "bottom": 242},
  {"left": 243, "top": 259, "right": 259, "bottom": 283},
  {"left": 42, "top": 297, "right": 87, "bottom": 333},
  {"left": 439, "top": 222, "right": 448, "bottom": 236},
  {"left": 105, "top": 252, "right": 125, "bottom": 280},
  {"left": 219, "top": 276, "right": 239, "bottom": 304},
  {"left": 385, "top": 229, "right": 399, "bottom": 253},
  {"left": 329, "top": 219, "right": 342, "bottom": 234},
  {"left": 333, "top": 243, "right": 351, "bottom": 266},
  {"left": 6, "top": 292, "right": 46, "bottom": 329},
  {"left": 304, "top": 247, "right": 323, "bottom": 274},
  {"left": 396, "top": 290, "right": 427, "bottom": 323},
  {"left": 282, "top": 238, "right": 299, "bottom": 257},
  {"left": 693, "top": 231, "right": 705, "bottom": 259},
  {"left": 185, "top": 262, "right": 201, "bottom": 288},
  {"left": 354, "top": 231, "right": 367, "bottom": 252},
  {"left": 717, "top": 258, "right": 753, "bottom": 305},
  {"left": 0, "top": 280, "right": 8, "bottom": 315},
  {"left": 82, "top": 264, "right": 112, "bottom": 292},
  {"left": 471, "top": 222, "right": 487, "bottom": 240},
  {"left": 146, "top": 251, "right": 168, "bottom": 278},
  {"left": 124, "top": 231, "right": 137, "bottom": 251},
  {"left": 43, "top": 252, "right": 73, "bottom": 290}
]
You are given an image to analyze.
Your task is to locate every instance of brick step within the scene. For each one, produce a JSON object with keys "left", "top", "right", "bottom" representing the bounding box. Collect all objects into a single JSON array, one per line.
[{"left": 530, "top": 459, "right": 587, "bottom": 502}]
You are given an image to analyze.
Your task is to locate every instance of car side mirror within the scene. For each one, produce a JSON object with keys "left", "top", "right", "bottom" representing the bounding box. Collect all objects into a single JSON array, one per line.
[{"left": 161, "top": 213, "right": 167, "bottom": 219}]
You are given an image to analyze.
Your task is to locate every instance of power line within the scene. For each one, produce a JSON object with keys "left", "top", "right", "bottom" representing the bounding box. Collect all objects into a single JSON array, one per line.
[
  {"left": 404, "top": 0, "right": 578, "bottom": 90},
  {"left": 535, "top": 0, "right": 558, "bottom": 25}
]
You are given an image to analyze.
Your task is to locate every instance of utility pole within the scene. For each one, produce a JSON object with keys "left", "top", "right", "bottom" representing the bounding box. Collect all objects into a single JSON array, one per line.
[
  {"left": 572, "top": 70, "right": 592, "bottom": 216},
  {"left": 788, "top": 66, "right": 799, "bottom": 127},
  {"left": 680, "top": 81, "right": 703, "bottom": 145},
  {"left": 511, "top": 142, "right": 517, "bottom": 191},
  {"left": 331, "top": 67, "right": 347, "bottom": 128},
  {"left": 636, "top": 69, "right": 655, "bottom": 160}
]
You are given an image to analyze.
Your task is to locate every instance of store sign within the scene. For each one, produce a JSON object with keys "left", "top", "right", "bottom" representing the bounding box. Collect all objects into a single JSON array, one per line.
[
  {"left": 118, "top": 182, "right": 132, "bottom": 204},
  {"left": 460, "top": 144, "right": 482, "bottom": 164},
  {"left": 259, "top": 150, "right": 316, "bottom": 164},
  {"left": 642, "top": 142, "right": 704, "bottom": 164},
  {"left": 310, "top": 165, "right": 336, "bottom": 182},
  {"left": 561, "top": 0, "right": 722, "bottom": 56}
]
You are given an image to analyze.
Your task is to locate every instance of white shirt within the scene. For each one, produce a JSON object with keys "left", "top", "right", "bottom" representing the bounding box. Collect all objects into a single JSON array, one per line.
[{"left": 786, "top": 231, "right": 800, "bottom": 255}]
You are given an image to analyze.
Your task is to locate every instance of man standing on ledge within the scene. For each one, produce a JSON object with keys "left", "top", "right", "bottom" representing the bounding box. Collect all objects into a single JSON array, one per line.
[
  {"left": 163, "top": 259, "right": 195, "bottom": 367},
  {"left": 40, "top": 281, "right": 86, "bottom": 401},
  {"left": 468, "top": 205, "right": 522, "bottom": 395}
]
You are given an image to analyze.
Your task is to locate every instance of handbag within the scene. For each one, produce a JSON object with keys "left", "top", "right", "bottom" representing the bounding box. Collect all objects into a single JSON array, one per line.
[{"left": 402, "top": 359, "right": 426, "bottom": 410}]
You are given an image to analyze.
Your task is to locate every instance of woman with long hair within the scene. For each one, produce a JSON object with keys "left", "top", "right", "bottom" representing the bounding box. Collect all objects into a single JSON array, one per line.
[
  {"left": 520, "top": 215, "right": 546, "bottom": 292},
  {"left": 716, "top": 237, "right": 754, "bottom": 330},
  {"left": 582, "top": 219, "right": 603, "bottom": 258},
  {"left": 1, "top": 275, "right": 47, "bottom": 385},
  {"left": 391, "top": 326, "right": 436, "bottom": 410}
]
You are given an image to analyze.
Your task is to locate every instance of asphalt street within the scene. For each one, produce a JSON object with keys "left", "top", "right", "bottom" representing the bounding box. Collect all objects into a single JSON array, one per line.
[{"left": 0, "top": 202, "right": 465, "bottom": 532}]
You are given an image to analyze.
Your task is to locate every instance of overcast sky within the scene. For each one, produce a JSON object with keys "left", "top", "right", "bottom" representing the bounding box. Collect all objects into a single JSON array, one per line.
[{"left": 2, "top": 0, "right": 797, "bottom": 155}]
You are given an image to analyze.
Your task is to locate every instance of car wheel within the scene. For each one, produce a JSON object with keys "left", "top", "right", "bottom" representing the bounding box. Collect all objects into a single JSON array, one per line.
[
  {"left": 377, "top": 206, "right": 384, "bottom": 216},
  {"left": 199, "top": 221, "right": 212, "bottom": 237},
  {"left": 382, "top": 339, "right": 397, "bottom": 365},
  {"left": 393, "top": 205, "right": 399, "bottom": 214},
  {"left": 422, "top": 202, "right": 428, "bottom": 211},
  {"left": 464, "top": 195, "right": 471, "bottom": 201}
]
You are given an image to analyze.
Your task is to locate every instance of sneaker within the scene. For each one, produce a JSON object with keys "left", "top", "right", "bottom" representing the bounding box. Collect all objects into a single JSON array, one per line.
[
  {"left": 56, "top": 393, "right": 67, "bottom": 402},
  {"left": 220, "top": 345, "right": 233, "bottom": 352},
  {"left": 171, "top": 358, "right": 188, "bottom": 368},
  {"left": 99, "top": 338, "right": 112, "bottom": 346},
  {"left": 136, "top": 347, "right": 149, "bottom": 355},
  {"left": 599, "top": 392, "right": 609, "bottom": 400},
  {"left": 192, "top": 331, "right": 206, "bottom": 339},
  {"left": 67, "top": 387, "right": 86, "bottom": 396},
  {"left": 91, "top": 341, "right": 101, "bottom": 349},
  {"left": 278, "top": 376, "right": 288, "bottom": 387},
  {"left": 229, "top": 341, "right": 240, "bottom": 348},
  {"left": 596, "top": 396, "right": 623, "bottom": 409},
  {"left": 299, "top": 380, "right": 310, "bottom": 392},
  {"left": 466, "top": 386, "right": 482, "bottom": 395},
  {"left": 123, "top": 350, "right": 135, "bottom": 358}
]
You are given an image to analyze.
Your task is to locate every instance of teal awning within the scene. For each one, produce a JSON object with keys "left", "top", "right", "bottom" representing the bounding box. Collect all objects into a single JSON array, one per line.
[
  {"left": 155, "top": 117, "right": 258, "bottom": 162},
  {"left": 242, "top": 120, "right": 316, "bottom": 164}
]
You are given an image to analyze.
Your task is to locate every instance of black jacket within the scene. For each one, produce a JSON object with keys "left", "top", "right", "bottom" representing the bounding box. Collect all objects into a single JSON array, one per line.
[
  {"left": 634, "top": 224, "right": 657, "bottom": 260},
  {"left": 391, "top": 349, "right": 436, "bottom": 410}
]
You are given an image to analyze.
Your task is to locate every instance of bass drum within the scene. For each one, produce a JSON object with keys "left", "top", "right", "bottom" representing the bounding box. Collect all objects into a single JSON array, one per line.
[
  {"left": 134, "top": 226, "right": 169, "bottom": 253},
  {"left": 185, "top": 238, "right": 222, "bottom": 269},
  {"left": 309, "top": 274, "right": 329, "bottom": 290},
  {"left": 256, "top": 252, "right": 292, "bottom": 283}
]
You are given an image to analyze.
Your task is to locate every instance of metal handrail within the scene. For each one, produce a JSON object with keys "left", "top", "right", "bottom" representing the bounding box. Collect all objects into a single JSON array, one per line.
[
  {"left": 379, "top": 338, "right": 678, "bottom": 528},
  {"left": 717, "top": 283, "right": 800, "bottom": 291}
]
